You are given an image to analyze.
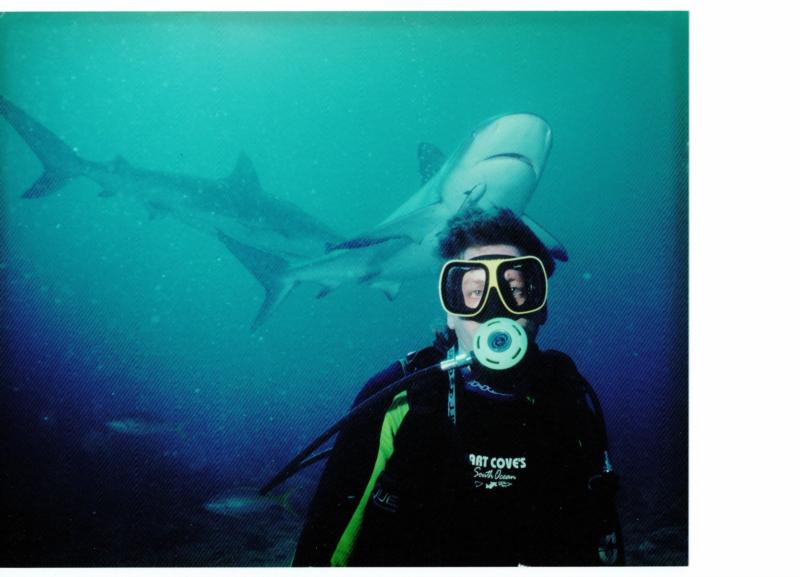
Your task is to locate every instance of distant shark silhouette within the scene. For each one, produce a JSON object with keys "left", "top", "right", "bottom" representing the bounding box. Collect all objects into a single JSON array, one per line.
[
  {"left": 0, "top": 94, "right": 342, "bottom": 260},
  {"left": 217, "top": 113, "right": 569, "bottom": 329}
]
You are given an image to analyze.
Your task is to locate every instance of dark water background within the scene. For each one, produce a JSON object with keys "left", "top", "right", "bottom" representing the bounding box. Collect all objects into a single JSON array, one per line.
[{"left": 0, "top": 12, "right": 688, "bottom": 566}]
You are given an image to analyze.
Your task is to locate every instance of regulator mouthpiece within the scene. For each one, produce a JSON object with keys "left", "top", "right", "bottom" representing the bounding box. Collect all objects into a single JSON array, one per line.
[{"left": 472, "top": 317, "right": 528, "bottom": 370}]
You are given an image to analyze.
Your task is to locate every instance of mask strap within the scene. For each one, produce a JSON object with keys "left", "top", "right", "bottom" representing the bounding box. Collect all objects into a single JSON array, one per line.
[{"left": 447, "top": 346, "right": 457, "bottom": 425}]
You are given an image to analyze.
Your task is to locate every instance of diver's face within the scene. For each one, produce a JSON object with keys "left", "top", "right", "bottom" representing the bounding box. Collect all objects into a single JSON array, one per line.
[{"left": 446, "top": 243, "right": 538, "bottom": 353}]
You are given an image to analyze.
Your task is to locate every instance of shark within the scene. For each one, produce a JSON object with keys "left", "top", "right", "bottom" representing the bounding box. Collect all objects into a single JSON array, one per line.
[
  {"left": 204, "top": 486, "right": 299, "bottom": 519},
  {"left": 0, "top": 94, "right": 342, "bottom": 260},
  {"left": 1, "top": 96, "right": 568, "bottom": 329},
  {"left": 105, "top": 414, "right": 187, "bottom": 439},
  {"left": 218, "top": 113, "right": 569, "bottom": 329}
]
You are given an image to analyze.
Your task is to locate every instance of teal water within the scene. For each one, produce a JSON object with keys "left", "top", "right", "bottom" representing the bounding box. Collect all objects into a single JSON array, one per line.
[{"left": 0, "top": 12, "right": 688, "bottom": 566}]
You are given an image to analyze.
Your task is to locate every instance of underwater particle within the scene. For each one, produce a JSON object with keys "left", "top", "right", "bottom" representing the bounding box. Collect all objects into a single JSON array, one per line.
[
  {"left": 150, "top": 314, "right": 161, "bottom": 325},
  {"left": 582, "top": 272, "right": 592, "bottom": 281}
]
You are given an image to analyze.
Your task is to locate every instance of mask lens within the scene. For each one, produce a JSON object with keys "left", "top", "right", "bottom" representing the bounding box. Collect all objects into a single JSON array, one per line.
[
  {"left": 441, "top": 263, "right": 488, "bottom": 316},
  {"left": 496, "top": 258, "right": 547, "bottom": 314}
]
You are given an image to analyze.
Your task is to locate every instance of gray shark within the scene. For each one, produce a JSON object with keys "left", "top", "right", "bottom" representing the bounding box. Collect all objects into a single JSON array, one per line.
[
  {"left": 219, "top": 113, "right": 569, "bottom": 329},
  {"left": 0, "top": 94, "right": 342, "bottom": 260},
  {"left": 204, "top": 486, "right": 298, "bottom": 519},
  {"left": 105, "top": 414, "right": 186, "bottom": 438}
]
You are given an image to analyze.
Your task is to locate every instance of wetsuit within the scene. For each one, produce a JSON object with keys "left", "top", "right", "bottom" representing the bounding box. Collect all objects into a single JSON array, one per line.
[{"left": 293, "top": 341, "right": 622, "bottom": 566}]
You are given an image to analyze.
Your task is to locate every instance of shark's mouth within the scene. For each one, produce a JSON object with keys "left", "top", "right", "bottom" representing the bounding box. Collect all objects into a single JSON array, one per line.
[{"left": 483, "top": 152, "right": 534, "bottom": 168}]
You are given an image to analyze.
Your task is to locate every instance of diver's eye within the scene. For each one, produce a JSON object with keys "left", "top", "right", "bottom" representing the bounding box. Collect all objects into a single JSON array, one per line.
[{"left": 469, "top": 289, "right": 483, "bottom": 298}]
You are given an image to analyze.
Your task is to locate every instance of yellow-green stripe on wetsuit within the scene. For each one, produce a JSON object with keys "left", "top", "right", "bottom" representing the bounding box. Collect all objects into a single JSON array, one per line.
[{"left": 330, "top": 391, "right": 410, "bottom": 566}]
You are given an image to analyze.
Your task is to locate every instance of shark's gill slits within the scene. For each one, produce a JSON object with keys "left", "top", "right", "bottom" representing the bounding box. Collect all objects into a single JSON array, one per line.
[{"left": 483, "top": 153, "right": 534, "bottom": 168}]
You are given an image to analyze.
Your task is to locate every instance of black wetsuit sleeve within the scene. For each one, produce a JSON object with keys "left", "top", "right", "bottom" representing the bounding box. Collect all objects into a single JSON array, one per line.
[
  {"left": 292, "top": 361, "right": 405, "bottom": 567},
  {"left": 532, "top": 351, "right": 624, "bottom": 566}
]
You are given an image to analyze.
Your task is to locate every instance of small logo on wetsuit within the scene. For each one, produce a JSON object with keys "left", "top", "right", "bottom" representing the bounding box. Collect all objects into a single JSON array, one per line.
[
  {"left": 371, "top": 480, "right": 399, "bottom": 513},
  {"left": 468, "top": 453, "right": 527, "bottom": 490}
]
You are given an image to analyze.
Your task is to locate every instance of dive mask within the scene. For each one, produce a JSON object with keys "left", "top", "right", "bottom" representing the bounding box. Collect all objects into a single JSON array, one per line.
[{"left": 438, "top": 255, "right": 548, "bottom": 321}]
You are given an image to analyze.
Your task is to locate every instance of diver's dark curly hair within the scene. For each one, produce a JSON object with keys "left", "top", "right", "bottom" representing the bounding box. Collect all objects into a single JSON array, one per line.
[{"left": 437, "top": 207, "right": 555, "bottom": 277}]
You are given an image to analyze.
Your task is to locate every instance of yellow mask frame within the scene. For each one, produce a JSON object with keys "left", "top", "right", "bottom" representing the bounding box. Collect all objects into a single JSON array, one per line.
[{"left": 438, "top": 255, "right": 548, "bottom": 318}]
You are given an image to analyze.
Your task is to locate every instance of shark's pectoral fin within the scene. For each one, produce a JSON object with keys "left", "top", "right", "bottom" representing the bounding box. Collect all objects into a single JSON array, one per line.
[
  {"left": 522, "top": 215, "right": 569, "bottom": 262},
  {"left": 356, "top": 269, "right": 401, "bottom": 300},
  {"left": 216, "top": 230, "right": 295, "bottom": 330},
  {"left": 315, "top": 285, "right": 335, "bottom": 299},
  {"left": 371, "top": 280, "right": 402, "bottom": 301},
  {"left": 349, "top": 204, "right": 449, "bottom": 248},
  {"left": 418, "top": 142, "right": 446, "bottom": 185},
  {"left": 21, "top": 170, "right": 72, "bottom": 198},
  {"left": 456, "top": 183, "right": 487, "bottom": 214},
  {"left": 357, "top": 270, "right": 380, "bottom": 285},
  {"left": 325, "top": 235, "right": 407, "bottom": 253},
  {"left": 145, "top": 201, "right": 170, "bottom": 220},
  {"left": 323, "top": 181, "right": 481, "bottom": 255}
]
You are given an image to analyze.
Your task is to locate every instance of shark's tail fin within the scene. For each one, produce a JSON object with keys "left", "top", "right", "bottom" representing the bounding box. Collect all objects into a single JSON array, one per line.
[
  {"left": 275, "top": 487, "right": 300, "bottom": 519},
  {"left": 216, "top": 230, "right": 296, "bottom": 331},
  {"left": 0, "top": 95, "right": 86, "bottom": 198}
]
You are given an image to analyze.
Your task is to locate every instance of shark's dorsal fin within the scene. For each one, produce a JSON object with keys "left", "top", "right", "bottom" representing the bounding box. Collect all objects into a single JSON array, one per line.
[
  {"left": 227, "top": 152, "right": 262, "bottom": 196},
  {"left": 145, "top": 201, "right": 168, "bottom": 220},
  {"left": 113, "top": 154, "right": 129, "bottom": 167},
  {"left": 418, "top": 142, "right": 446, "bottom": 185},
  {"left": 375, "top": 146, "right": 449, "bottom": 227}
]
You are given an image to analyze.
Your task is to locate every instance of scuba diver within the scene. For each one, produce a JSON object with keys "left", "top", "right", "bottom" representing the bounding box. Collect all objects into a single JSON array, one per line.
[{"left": 282, "top": 207, "right": 623, "bottom": 566}]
